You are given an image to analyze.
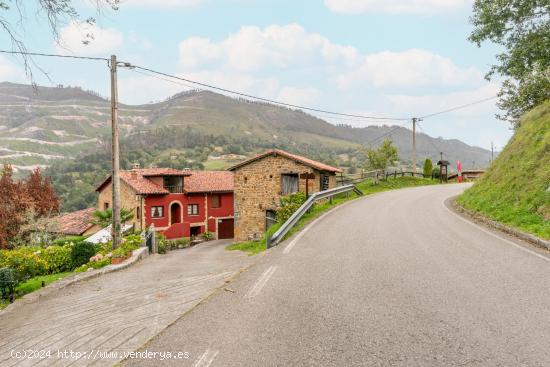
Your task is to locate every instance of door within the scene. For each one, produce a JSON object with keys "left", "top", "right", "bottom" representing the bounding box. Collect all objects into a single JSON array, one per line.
[{"left": 218, "top": 219, "right": 234, "bottom": 239}]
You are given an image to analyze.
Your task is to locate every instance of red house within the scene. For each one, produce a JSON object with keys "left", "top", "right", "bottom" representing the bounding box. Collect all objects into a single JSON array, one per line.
[{"left": 96, "top": 165, "right": 234, "bottom": 240}]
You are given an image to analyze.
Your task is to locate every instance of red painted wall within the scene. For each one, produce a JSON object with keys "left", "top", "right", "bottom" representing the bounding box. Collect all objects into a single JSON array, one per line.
[{"left": 143, "top": 192, "right": 233, "bottom": 239}]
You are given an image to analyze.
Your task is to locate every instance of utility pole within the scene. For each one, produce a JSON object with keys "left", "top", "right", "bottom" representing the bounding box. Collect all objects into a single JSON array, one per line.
[
  {"left": 110, "top": 55, "right": 121, "bottom": 250},
  {"left": 412, "top": 117, "right": 418, "bottom": 175}
]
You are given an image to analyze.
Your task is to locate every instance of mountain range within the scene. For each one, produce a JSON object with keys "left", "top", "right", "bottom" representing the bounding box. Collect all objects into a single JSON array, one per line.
[{"left": 0, "top": 81, "right": 492, "bottom": 176}]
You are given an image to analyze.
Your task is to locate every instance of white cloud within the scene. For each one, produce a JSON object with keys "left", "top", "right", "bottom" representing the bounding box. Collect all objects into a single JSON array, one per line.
[
  {"left": 120, "top": 0, "right": 204, "bottom": 8},
  {"left": 324, "top": 0, "right": 472, "bottom": 15},
  {"left": 55, "top": 21, "right": 123, "bottom": 56},
  {"left": 178, "top": 24, "right": 360, "bottom": 72},
  {"left": 0, "top": 56, "right": 16, "bottom": 80},
  {"left": 276, "top": 87, "right": 321, "bottom": 106},
  {"left": 336, "top": 49, "right": 483, "bottom": 89}
]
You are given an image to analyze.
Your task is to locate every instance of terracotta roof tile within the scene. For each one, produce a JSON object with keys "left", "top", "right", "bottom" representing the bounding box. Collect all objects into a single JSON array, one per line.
[
  {"left": 228, "top": 149, "right": 342, "bottom": 173},
  {"left": 54, "top": 208, "right": 95, "bottom": 235},
  {"left": 184, "top": 171, "right": 234, "bottom": 193},
  {"left": 97, "top": 168, "right": 192, "bottom": 195}
]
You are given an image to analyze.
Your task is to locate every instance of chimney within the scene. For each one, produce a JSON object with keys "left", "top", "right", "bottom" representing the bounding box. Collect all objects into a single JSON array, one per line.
[{"left": 132, "top": 162, "right": 140, "bottom": 170}]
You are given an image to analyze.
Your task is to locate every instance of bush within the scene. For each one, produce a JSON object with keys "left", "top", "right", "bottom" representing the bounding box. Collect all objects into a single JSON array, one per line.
[
  {"left": 70, "top": 242, "right": 97, "bottom": 268},
  {"left": 74, "top": 257, "right": 111, "bottom": 273},
  {"left": 423, "top": 158, "right": 433, "bottom": 178},
  {"left": 277, "top": 192, "right": 307, "bottom": 223},
  {"left": 0, "top": 267, "right": 19, "bottom": 300},
  {"left": 156, "top": 234, "right": 167, "bottom": 254},
  {"left": 202, "top": 231, "right": 214, "bottom": 241},
  {"left": 112, "top": 247, "right": 128, "bottom": 259},
  {"left": 175, "top": 237, "right": 190, "bottom": 248},
  {"left": 123, "top": 234, "right": 142, "bottom": 249},
  {"left": 41, "top": 245, "right": 72, "bottom": 274},
  {"left": 52, "top": 236, "right": 86, "bottom": 246},
  {"left": 0, "top": 248, "right": 48, "bottom": 282}
]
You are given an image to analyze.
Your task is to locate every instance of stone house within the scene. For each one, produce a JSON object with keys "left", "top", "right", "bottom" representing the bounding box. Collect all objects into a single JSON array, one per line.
[
  {"left": 228, "top": 149, "right": 342, "bottom": 242},
  {"left": 95, "top": 166, "right": 234, "bottom": 240}
]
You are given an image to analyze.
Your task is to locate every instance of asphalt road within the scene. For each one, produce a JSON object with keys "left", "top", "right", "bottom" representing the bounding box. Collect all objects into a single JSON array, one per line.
[{"left": 125, "top": 184, "right": 550, "bottom": 367}]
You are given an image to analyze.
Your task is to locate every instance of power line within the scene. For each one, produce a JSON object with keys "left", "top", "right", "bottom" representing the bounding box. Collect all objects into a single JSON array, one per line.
[
  {"left": 420, "top": 96, "right": 498, "bottom": 119},
  {"left": 366, "top": 121, "right": 411, "bottom": 146},
  {"left": 0, "top": 49, "right": 109, "bottom": 62},
  {"left": 131, "top": 64, "right": 409, "bottom": 121},
  {"left": 416, "top": 121, "right": 442, "bottom": 154}
]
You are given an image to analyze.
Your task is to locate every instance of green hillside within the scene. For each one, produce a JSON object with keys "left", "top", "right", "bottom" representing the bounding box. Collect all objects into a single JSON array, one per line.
[{"left": 457, "top": 101, "right": 550, "bottom": 239}]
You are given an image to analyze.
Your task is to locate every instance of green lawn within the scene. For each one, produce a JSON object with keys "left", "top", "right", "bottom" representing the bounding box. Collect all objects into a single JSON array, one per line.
[
  {"left": 226, "top": 176, "right": 438, "bottom": 255},
  {"left": 203, "top": 159, "right": 233, "bottom": 170},
  {"left": 0, "top": 272, "right": 75, "bottom": 310}
]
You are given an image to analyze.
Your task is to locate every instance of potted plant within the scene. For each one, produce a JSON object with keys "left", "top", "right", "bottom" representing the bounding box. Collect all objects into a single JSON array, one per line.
[{"left": 111, "top": 247, "right": 129, "bottom": 265}]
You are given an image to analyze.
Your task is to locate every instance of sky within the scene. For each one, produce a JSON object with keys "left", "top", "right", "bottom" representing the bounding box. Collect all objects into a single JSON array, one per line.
[{"left": 0, "top": 0, "right": 514, "bottom": 150}]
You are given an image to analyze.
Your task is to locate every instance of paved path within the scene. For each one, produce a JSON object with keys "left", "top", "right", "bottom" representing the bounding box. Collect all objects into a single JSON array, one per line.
[
  {"left": 0, "top": 240, "right": 254, "bottom": 367},
  {"left": 126, "top": 184, "right": 550, "bottom": 367}
]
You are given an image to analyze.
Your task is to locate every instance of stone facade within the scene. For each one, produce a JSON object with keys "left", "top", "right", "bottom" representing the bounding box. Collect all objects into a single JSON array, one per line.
[
  {"left": 97, "top": 180, "right": 145, "bottom": 231},
  {"left": 232, "top": 154, "right": 338, "bottom": 242}
]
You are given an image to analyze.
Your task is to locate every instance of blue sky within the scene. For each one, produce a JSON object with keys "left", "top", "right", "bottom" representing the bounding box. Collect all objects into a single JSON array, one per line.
[{"left": 0, "top": 0, "right": 513, "bottom": 150}]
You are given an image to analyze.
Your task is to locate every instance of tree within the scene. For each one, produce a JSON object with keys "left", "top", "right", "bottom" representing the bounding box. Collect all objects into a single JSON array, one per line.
[
  {"left": 25, "top": 168, "right": 60, "bottom": 217},
  {"left": 365, "top": 139, "right": 399, "bottom": 171},
  {"left": 0, "top": 1, "right": 120, "bottom": 79},
  {"left": 91, "top": 208, "right": 134, "bottom": 228},
  {"left": 469, "top": 0, "right": 550, "bottom": 126},
  {"left": 0, "top": 165, "right": 31, "bottom": 249},
  {"left": 423, "top": 158, "right": 433, "bottom": 178}
]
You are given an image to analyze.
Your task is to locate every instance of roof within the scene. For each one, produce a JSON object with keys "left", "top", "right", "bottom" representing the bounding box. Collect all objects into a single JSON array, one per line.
[
  {"left": 96, "top": 168, "right": 234, "bottom": 195},
  {"left": 227, "top": 149, "right": 343, "bottom": 173},
  {"left": 184, "top": 171, "right": 234, "bottom": 193},
  {"left": 54, "top": 208, "right": 95, "bottom": 235},
  {"left": 96, "top": 168, "right": 191, "bottom": 195},
  {"left": 437, "top": 160, "right": 450, "bottom": 166}
]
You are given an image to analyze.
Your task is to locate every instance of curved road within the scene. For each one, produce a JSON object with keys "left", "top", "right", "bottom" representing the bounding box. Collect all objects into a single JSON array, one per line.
[{"left": 127, "top": 184, "right": 550, "bottom": 367}]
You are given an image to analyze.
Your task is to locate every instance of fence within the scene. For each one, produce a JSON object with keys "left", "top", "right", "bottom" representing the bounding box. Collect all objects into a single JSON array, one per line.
[
  {"left": 337, "top": 169, "right": 426, "bottom": 186},
  {"left": 267, "top": 184, "right": 363, "bottom": 248}
]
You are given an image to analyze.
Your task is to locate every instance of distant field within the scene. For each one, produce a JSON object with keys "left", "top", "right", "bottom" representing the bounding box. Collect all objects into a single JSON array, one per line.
[{"left": 203, "top": 159, "right": 238, "bottom": 170}]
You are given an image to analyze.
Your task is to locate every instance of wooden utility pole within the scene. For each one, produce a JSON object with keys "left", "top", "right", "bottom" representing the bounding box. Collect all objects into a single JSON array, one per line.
[
  {"left": 110, "top": 55, "right": 122, "bottom": 249},
  {"left": 412, "top": 117, "right": 417, "bottom": 175}
]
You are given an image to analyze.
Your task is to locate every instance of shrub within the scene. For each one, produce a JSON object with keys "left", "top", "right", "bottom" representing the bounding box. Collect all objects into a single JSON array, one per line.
[
  {"left": 122, "top": 234, "right": 142, "bottom": 250},
  {"left": 156, "top": 234, "right": 167, "bottom": 254},
  {"left": 0, "top": 267, "right": 19, "bottom": 300},
  {"left": 52, "top": 236, "right": 86, "bottom": 246},
  {"left": 111, "top": 247, "right": 128, "bottom": 259},
  {"left": 0, "top": 249, "right": 48, "bottom": 282},
  {"left": 423, "top": 158, "right": 433, "bottom": 178},
  {"left": 70, "top": 242, "right": 97, "bottom": 268},
  {"left": 175, "top": 237, "right": 190, "bottom": 248},
  {"left": 277, "top": 192, "right": 307, "bottom": 223},
  {"left": 74, "top": 257, "right": 111, "bottom": 273},
  {"left": 41, "top": 245, "right": 72, "bottom": 274},
  {"left": 202, "top": 231, "right": 214, "bottom": 241}
]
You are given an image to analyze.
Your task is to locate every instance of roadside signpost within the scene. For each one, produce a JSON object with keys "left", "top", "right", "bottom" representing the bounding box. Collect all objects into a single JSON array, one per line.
[{"left": 300, "top": 172, "right": 316, "bottom": 198}]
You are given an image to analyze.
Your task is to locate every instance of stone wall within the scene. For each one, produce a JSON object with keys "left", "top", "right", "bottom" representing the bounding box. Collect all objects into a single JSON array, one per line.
[
  {"left": 232, "top": 154, "right": 338, "bottom": 242},
  {"left": 97, "top": 180, "right": 144, "bottom": 231}
]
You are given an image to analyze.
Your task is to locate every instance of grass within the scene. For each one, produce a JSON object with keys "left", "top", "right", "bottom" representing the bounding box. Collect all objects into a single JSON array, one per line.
[
  {"left": 203, "top": 159, "right": 233, "bottom": 170},
  {"left": 226, "top": 176, "right": 438, "bottom": 255},
  {"left": 0, "top": 272, "right": 75, "bottom": 310},
  {"left": 457, "top": 101, "right": 550, "bottom": 240}
]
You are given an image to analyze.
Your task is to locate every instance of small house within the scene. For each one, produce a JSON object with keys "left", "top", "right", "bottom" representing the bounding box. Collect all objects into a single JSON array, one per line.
[{"left": 228, "top": 149, "right": 342, "bottom": 242}]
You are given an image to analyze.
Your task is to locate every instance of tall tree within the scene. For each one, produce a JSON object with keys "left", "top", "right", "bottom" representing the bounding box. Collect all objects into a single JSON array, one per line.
[
  {"left": 365, "top": 139, "right": 399, "bottom": 171},
  {"left": 25, "top": 168, "right": 60, "bottom": 217},
  {"left": 0, "top": 165, "right": 31, "bottom": 248},
  {"left": 423, "top": 158, "right": 433, "bottom": 178},
  {"left": 469, "top": 0, "right": 550, "bottom": 126}
]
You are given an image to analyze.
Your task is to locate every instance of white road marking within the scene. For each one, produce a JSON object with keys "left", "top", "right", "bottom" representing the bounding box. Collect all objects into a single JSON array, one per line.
[
  {"left": 245, "top": 266, "right": 278, "bottom": 298},
  {"left": 193, "top": 349, "right": 219, "bottom": 367},
  {"left": 442, "top": 200, "right": 550, "bottom": 263}
]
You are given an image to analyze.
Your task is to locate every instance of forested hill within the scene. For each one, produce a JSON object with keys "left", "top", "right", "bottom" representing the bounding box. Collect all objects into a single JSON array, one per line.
[{"left": 0, "top": 81, "right": 493, "bottom": 211}]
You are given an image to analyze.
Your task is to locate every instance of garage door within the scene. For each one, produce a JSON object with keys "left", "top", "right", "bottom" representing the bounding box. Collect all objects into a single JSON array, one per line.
[{"left": 218, "top": 219, "right": 234, "bottom": 239}]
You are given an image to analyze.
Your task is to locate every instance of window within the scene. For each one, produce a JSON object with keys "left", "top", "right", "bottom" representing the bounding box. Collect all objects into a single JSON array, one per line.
[
  {"left": 281, "top": 173, "right": 299, "bottom": 195},
  {"left": 320, "top": 174, "right": 330, "bottom": 191},
  {"left": 104, "top": 202, "right": 109, "bottom": 210},
  {"left": 136, "top": 207, "right": 141, "bottom": 220},
  {"left": 188, "top": 204, "right": 199, "bottom": 216},
  {"left": 151, "top": 206, "right": 164, "bottom": 218},
  {"left": 211, "top": 195, "right": 221, "bottom": 208}
]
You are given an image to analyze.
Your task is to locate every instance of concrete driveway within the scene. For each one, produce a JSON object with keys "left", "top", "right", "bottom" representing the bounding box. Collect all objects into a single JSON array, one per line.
[{"left": 0, "top": 239, "right": 254, "bottom": 367}]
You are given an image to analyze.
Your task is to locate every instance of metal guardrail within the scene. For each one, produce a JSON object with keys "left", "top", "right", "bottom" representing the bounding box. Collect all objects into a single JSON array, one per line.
[{"left": 267, "top": 184, "right": 363, "bottom": 248}]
